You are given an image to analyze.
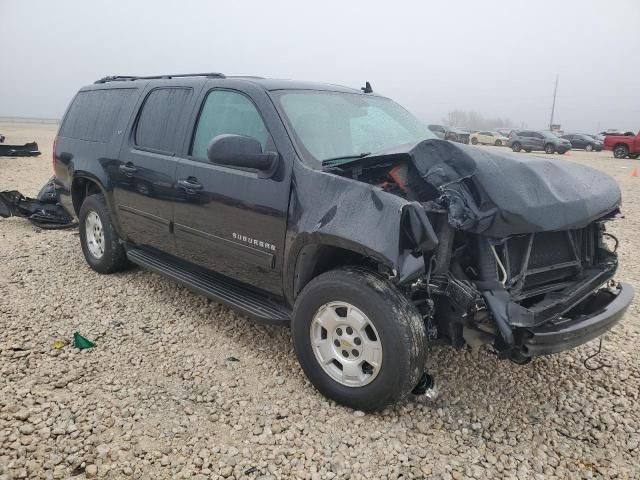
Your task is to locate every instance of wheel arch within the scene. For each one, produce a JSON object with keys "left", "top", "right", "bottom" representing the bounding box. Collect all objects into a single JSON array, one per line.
[
  {"left": 71, "top": 174, "right": 124, "bottom": 236},
  {"left": 291, "top": 241, "right": 387, "bottom": 303}
]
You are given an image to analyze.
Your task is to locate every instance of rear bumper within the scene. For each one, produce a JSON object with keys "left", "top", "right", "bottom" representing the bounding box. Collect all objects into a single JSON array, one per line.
[{"left": 521, "top": 282, "right": 633, "bottom": 357}]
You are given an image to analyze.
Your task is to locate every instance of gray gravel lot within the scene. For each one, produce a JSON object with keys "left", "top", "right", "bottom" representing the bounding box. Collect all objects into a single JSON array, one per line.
[{"left": 1, "top": 121, "right": 639, "bottom": 479}]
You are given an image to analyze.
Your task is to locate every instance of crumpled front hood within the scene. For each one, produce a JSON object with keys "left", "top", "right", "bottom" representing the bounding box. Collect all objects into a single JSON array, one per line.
[{"left": 354, "top": 139, "right": 622, "bottom": 237}]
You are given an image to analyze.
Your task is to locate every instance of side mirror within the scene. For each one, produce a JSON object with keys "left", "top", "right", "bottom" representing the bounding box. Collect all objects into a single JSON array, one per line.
[{"left": 207, "top": 134, "right": 279, "bottom": 179}]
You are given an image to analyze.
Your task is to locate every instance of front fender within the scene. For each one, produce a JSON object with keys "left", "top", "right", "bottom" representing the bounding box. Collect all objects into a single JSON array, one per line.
[{"left": 283, "top": 165, "right": 437, "bottom": 304}]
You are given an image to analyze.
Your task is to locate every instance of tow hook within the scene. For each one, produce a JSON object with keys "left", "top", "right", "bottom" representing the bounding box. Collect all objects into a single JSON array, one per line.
[{"left": 412, "top": 373, "right": 438, "bottom": 400}]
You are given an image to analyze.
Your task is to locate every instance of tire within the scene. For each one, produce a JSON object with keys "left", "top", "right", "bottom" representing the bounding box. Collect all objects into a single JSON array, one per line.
[
  {"left": 495, "top": 140, "right": 502, "bottom": 146},
  {"left": 79, "top": 193, "right": 128, "bottom": 274},
  {"left": 558, "top": 150, "right": 566, "bottom": 154},
  {"left": 292, "top": 268, "right": 427, "bottom": 411},
  {"left": 471, "top": 137, "right": 478, "bottom": 145},
  {"left": 544, "top": 143, "right": 555, "bottom": 154},
  {"left": 585, "top": 144, "right": 594, "bottom": 152},
  {"left": 630, "top": 154, "right": 640, "bottom": 159},
  {"left": 614, "top": 145, "right": 629, "bottom": 159},
  {"left": 511, "top": 142, "right": 522, "bottom": 152},
  {"left": 524, "top": 149, "right": 532, "bottom": 153}
]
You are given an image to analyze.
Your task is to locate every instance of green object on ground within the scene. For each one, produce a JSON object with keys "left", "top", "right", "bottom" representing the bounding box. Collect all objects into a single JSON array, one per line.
[{"left": 73, "top": 332, "right": 96, "bottom": 349}]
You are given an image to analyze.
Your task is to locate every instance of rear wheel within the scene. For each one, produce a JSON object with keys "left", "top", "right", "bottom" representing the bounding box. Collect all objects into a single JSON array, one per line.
[
  {"left": 544, "top": 143, "right": 555, "bottom": 154},
  {"left": 79, "top": 194, "right": 128, "bottom": 274},
  {"left": 471, "top": 137, "right": 478, "bottom": 145},
  {"left": 511, "top": 142, "right": 522, "bottom": 152},
  {"left": 292, "top": 268, "right": 427, "bottom": 411},
  {"left": 614, "top": 145, "right": 629, "bottom": 159}
]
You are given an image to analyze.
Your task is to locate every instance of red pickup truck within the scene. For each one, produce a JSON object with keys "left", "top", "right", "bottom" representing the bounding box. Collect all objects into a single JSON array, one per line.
[{"left": 604, "top": 131, "right": 640, "bottom": 159}]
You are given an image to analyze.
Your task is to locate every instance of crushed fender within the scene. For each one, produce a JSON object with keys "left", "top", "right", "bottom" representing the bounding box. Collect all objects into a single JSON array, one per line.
[
  {"left": 0, "top": 176, "right": 75, "bottom": 229},
  {"left": 0, "top": 141, "right": 41, "bottom": 157}
]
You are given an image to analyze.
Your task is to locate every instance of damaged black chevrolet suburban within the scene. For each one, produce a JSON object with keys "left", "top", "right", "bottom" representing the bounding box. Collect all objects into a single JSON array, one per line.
[{"left": 53, "top": 73, "right": 633, "bottom": 411}]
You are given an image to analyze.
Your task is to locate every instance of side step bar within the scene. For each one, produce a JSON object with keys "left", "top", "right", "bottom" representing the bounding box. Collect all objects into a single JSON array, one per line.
[{"left": 126, "top": 248, "right": 291, "bottom": 325}]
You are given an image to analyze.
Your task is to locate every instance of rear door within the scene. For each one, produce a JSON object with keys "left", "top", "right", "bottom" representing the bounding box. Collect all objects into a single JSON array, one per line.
[
  {"left": 112, "top": 84, "right": 199, "bottom": 254},
  {"left": 531, "top": 132, "right": 545, "bottom": 150},
  {"left": 172, "top": 86, "right": 291, "bottom": 295}
]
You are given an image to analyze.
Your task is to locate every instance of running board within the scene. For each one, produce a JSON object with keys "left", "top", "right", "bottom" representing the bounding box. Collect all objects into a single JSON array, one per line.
[{"left": 126, "top": 248, "right": 291, "bottom": 325}]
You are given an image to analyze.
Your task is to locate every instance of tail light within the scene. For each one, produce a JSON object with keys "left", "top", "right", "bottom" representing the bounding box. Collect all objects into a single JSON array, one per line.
[{"left": 52, "top": 136, "right": 58, "bottom": 174}]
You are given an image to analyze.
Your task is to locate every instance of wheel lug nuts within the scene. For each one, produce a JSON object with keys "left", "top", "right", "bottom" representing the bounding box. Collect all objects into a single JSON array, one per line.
[
  {"left": 342, "top": 350, "right": 349, "bottom": 358},
  {"left": 346, "top": 326, "right": 353, "bottom": 335},
  {"left": 352, "top": 349, "right": 359, "bottom": 357},
  {"left": 336, "top": 328, "right": 342, "bottom": 336},
  {"left": 354, "top": 337, "right": 361, "bottom": 345},
  {"left": 334, "top": 340, "right": 340, "bottom": 347}
]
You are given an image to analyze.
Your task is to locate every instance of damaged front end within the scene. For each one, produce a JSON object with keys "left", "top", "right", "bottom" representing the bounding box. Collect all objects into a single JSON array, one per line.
[{"left": 325, "top": 139, "right": 634, "bottom": 361}]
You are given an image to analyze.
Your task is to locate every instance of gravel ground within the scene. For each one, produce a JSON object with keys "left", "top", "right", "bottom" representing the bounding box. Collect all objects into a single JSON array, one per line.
[{"left": 1, "top": 121, "right": 639, "bottom": 480}]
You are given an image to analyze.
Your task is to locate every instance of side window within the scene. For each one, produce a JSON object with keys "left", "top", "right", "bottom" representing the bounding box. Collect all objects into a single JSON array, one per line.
[
  {"left": 61, "top": 89, "right": 133, "bottom": 142},
  {"left": 191, "top": 90, "right": 270, "bottom": 161},
  {"left": 519, "top": 131, "right": 530, "bottom": 138},
  {"left": 135, "top": 88, "right": 193, "bottom": 153}
]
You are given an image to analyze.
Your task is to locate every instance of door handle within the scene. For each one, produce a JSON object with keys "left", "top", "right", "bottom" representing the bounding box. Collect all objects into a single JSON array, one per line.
[
  {"left": 119, "top": 163, "right": 137, "bottom": 175},
  {"left": 177, "top": 178, "right": 203, "bottom": 192}
]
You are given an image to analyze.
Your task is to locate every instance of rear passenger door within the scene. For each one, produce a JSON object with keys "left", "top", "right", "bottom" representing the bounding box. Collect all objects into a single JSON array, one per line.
[
  {"left": 112, "top": 85, "right": 197, "bottom": 254},
  {"left": 172, "top": 87, "right": 290, "bottom": 295}
]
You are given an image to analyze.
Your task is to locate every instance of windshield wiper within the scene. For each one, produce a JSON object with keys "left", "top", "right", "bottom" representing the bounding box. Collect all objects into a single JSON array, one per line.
[{"left": 321, "top": 152, "right": 371, "bottom": 167}]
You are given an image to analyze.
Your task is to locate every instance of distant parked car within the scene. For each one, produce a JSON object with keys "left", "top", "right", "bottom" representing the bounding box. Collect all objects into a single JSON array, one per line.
[
  {"left": 427, "top": 124, "right": 446, "bottom": 139},
  {"left": 586, "top": 133, "right": 605, "bottom": 142},
  {"left": 603, "top": 131, "right": 640, "bottom": 159},
  {"left": 561, "top": 134, "right": 603, "bottom": 152},
  {"left": 495, "top": 128, "right": 519, "bottom": 138},
  {"left": 507, "top": 130, "right": 572, "bottom": 154},
  {"left": 470, "top": 131, "right": 509, "bottom": 146},
  {"left": 427, "top": 125, "right": 469, "bottom": 144}
]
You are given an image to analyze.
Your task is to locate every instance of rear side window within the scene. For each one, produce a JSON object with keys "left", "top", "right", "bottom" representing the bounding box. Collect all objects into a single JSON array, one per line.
[
  {"left": 61, "top": 89, "right": 133, "bottom": 142},
  {"left": 135, "top": 88, "right": 193, "bottom": 153},
  {"left": 190, "top": 90, "right": 270, "bottom": 161}
]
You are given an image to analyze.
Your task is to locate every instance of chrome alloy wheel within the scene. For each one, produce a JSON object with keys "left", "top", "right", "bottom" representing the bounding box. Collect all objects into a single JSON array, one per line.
[
  {"left": 85, "top": 211, "right": 105, "bottom": 259},
  {"left": 310, "top": 301, "right": 383, "bottom": 387}
]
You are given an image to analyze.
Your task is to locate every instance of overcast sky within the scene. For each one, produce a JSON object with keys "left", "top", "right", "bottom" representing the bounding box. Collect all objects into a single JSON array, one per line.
[{"left": 1, "top": 0, "right": 638, "bottom": 132}]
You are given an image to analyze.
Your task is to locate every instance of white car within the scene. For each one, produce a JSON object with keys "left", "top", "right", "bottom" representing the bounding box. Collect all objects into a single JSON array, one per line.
[{"left": 470, "top": 131, "right": 509, "bottom": 146}]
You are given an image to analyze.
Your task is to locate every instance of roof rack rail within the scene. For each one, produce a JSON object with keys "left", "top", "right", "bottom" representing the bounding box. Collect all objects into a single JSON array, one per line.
[{"left": 94, "top": 72, "right": 226, "bottom": 84}]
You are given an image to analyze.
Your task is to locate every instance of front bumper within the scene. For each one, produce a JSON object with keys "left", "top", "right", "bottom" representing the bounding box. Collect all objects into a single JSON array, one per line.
[{"left": 520, "top": 282, "right": 634, "bottom": 357}]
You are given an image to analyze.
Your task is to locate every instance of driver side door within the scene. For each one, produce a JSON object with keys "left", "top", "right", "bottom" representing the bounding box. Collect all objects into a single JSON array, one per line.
[{"left": 172, "top": 88, "right": 290, "bottom": 294}]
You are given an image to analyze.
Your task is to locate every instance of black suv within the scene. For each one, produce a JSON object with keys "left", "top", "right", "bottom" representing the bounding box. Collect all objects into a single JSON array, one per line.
[
  {"left": 53, "top": 73, "right": 633, "bottom": 411},
  {"left": 507, "top": 130, "right": 572, "bottom": 154}
]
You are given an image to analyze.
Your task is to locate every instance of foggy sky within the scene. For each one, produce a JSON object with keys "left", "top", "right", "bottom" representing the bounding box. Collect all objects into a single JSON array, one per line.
[{"left": 1, "top": 0, "right": 638, "bottom": 133}]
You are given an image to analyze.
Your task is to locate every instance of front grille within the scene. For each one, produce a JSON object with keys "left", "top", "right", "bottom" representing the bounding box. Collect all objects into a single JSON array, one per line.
[{"left": 500, "top": 224, "right": 598, "bottom": 294}]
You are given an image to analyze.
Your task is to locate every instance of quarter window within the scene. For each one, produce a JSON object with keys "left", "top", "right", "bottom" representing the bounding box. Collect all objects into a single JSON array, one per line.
[
  {"left": 135, "top": 88, "right": 193, "bottom": 153},
  {"left": 61, "top": 89, "right": 133, "bottom": 143},
  {"left": 191, "top": 90, "right": 270, "bottom": 161}
]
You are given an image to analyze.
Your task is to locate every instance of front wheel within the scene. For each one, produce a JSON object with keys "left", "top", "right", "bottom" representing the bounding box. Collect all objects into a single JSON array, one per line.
[
  {"left": 495, "top": 140, "right": 502, "bottom": 146},
  {"left": 544, "top": 143, "right": 555, "bottom": 154},
  {"left": 614, "top": 145, "right": 629, "bottom": 159},
  {"left": 292, "top": 268, "right": 427, "bottom": 411},
  {"left": 585, "top": 144, "right": 594, "bottom": 152},
  {"left": 511, "top": 142, "right": 522, "bottom": 152},
  {"left": 471, "top": 137, "right": 478, "bottom": 145}
]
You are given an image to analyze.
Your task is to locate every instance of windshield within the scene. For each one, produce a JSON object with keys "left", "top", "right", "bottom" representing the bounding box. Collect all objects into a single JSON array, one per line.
[{"left": 273, "top": 90, "right": 436, "bottom": 165}]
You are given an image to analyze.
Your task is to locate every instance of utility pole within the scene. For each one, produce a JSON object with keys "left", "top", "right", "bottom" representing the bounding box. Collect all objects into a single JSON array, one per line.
[{"left": 549, "top": 74, "right": 559, "bottom": 131}]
